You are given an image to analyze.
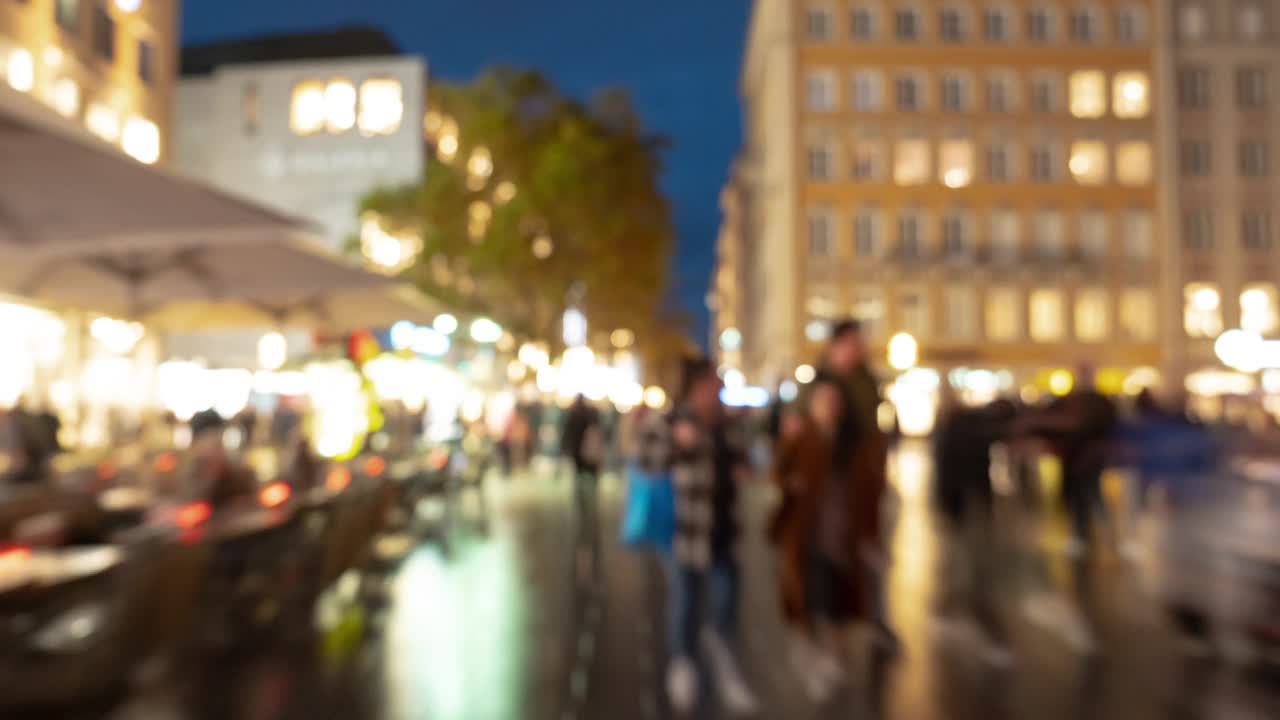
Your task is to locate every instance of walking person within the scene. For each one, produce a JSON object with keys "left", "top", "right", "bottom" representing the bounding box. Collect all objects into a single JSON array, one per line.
[
  {"left": 561, "top": 394, "right": 604, "bottom": 534},
  {"left": 660, "top": 357, "right": 758, "bottom": 715}
]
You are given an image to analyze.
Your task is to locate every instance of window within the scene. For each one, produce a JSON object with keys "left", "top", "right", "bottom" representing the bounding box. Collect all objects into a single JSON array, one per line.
[
  {"left": 986, "top": 288, "right": 1021, "bottom": 340},
  {"left": 290, "top": 81, "right": 326, "bottom": 135},
  {"left": 851, "top": 137, "right": 883, "bottom": 180},
  {"left": 896, "top": 6, "right": 921, "bottom": 40},
  {"left": 1183, "top": 209, "right": 1214, "bottom": 250},
  {"left": 807, "top": 140, "right": 835, "bottom": 180},
  {"left": 945, "top": 286, "right": 979, "bottom": 339},
  {"left": 852, "top": 6, "right": 878, "bottom": 39},
  {"left": 1123, "top": 210, "right": 1153, "bottom": 260},
  {"left": 324, "top": 78, "right": 356, "bottom": 133},
  {"left": 1034, "top": 209, "right": 1065, "bottom": 259},
  {"left": 1236, "top": 3, "right": 1266, "bottom": 41},
  {"left": 1075, "top": 289, "right": 1110, "bottom": 342},
  {"left": 1030, "top": 139, "right": 1058, "bottom": 182},
  {"left": 1241, "top": 284, "right": 1279, "bottom": 336},
  {"left": 1241, "top": 141, "right": 1269, "bottom": 177},
  {"left": 1181, "top": 140, "right": 1211, "bottom": 176},
  {"left": 940, "top": 7, "right": 966, "bottom": 41},
  {"left": 1243, "top": 210, "right": 1273, "bottom": 251},
  {"left": 1031, "top": 73, "right": 1058, "bottom": 113},
  {"left": 1069, "top": 140, "right": 1108, "bottom": 184},
  {"left": 984, "top": 7, "right": 1009, "bottom": 41},
  {"left": 1030, "top": 289, "right": 1065, "bottom": 341},
  {"left": 939, "top": 140, "right": 974, "bottom": 187},
  {"left": 1116, "top": 141, "right": 1152, "bottom": 185},
  {"left": 941, "top": 73, "right": 968, "bottom": 111},
  {"left": 359, "top": 78, "right": 405, "bottom": 136},
  {"left": 807, "top": 70, "right": 836, "bottom": 111},
  {"left": 898, "top": 209, "right": 925, "bottom": 257},
  {"left": 1080, "top": 210, "right": 1109, "bottom": 259},
  {"left": 986, "top": 141, "right": 1013, "bottom": 182},
  {"left": 1069, "top": 70, "right": 1107, "bottom": 118},
  {"left": 899, "top": 288, "right": 929, "bottom": 336},
  {"left": 1184, "top": 283, "right": 1222, "bottom": 337},
  {"left": 894, "top": 139, "right": 930, "bottom": 184},
  {"left": 1179, "top": 3, "right": 1208, "bottom": 40},
  {"left": 137, "top": 39, "right": 154, "bottom": 85},
  {"left": 991, "top": 209, "right": 1020, "bottom": 261},
  {"left": 121, "top": 116, "right": 160, "bottom": 164},
  {"left": 242, "top": 83, "right": 259, "bottom": 135},
  {"left": 986, "top": 72, "right": 1014, "bottom": 112},
  {"left": 852, "top": 70, "right": 883, "bottom": 111},
  {"left": 1070, "top": 7, "right": 1099, "bottom": 43},
  {"left": 806, "top": 5, "right": 834, "bottom": 40},
  {"left": 942, "top": 209, "right": 971, "bottom": 258},
  {"left": 808, "top": 208, "right": 834, "bottom": 256},
  {"left": 1121, "top": 288, "right": 1157, "bottom": 340},
  {"left": 1179, "top": 67, "right": 1210, "bottom": 108},
  {"left": 896, "top": 73, "right": 923, "bottom": 111},
  {"left": 1028, "top": 6, "right": 1055, "bottom": 41},
  {"left": 55, "top": 0, "right": 78, "bottom": 32},
  {"left": 854, "top": 207, "right": 882, "bottom": 257},
  {"left": 1116, "top": 6, "right": 1145, "bottom": 42},
  {"left": 1238, "top": 68, "right": 1268, "bottom": 109},
  {"left": 853, "top": 289, "right": 886, "bottom": 339},
  {"left": 92, "top": 3, "right": 115, "bottom": 60},
  {"left": 1113, "top": 72, "right": 1150, "bottom": 117}
]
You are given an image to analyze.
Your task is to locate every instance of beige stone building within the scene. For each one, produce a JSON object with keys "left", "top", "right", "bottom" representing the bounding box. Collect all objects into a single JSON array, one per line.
[
  {"left": 735, "top": 0, "right": 1167, "bottom": 394},
  {"left": 0, "top": 0, "right": 178, "bottom": 164}
]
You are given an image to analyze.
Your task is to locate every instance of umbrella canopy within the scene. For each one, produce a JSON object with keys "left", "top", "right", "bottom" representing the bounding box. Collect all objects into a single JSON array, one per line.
[{"left": 144, "top": 284, "right": 438, "bottom": 333}]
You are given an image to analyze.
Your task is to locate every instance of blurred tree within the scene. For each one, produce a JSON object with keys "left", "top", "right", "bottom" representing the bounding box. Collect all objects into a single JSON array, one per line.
[{"left": 361, "top": 67, "right": 675, "bottom": 349}]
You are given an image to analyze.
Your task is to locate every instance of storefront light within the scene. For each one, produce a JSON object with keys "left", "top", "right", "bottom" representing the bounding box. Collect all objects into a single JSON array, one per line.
[
  {"left": 86, "top": 103, "right": 120, "bottom": 142},
  {"left": 887, "top": 332, "right": 918, "bottom": 371},
  {"left": 536, "top": 365, "right": 559, "bottom": 394},
  {"left": 121, "top": 117, "right": 160, "bottom": 164},
  {"left": 1049, "top": 369, "right": 1074, "bottom": 396},
  {"left": 469, "top": 317, "right": 502, "bottom": 344},
  {"left": 644, "top": 386, "right": 668, "bottom": 409},
  {"left": 433, "top": 313, "right": 458, "bottom": 335},
  {"left": 795, "top": 364, "right": 817, "bottom": 384},
  {"left": 51, "top": 77, "right": 79, "bottom": 118},
  {"left": 257, "top": 332, "right": 287, "bottom": 370},
  {"left": 719, "top": 327, "right": 742, "bottom": 351},
  {"left": 114, "top": 0, "right": 141, "bottom": 12},
  {"left": 6, "top": 48, "right": 34, "bottom": 93},
  {"left": 90, "top": 316, "right": 144, "bottom": 355}
]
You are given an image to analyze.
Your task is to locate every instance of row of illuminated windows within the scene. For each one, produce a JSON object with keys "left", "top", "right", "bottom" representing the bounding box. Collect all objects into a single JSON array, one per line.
[
  {"left": 54, "top": 0, "right": 154, "bottom": 84},
  {"left": 1179, "top": 140, "right": 1270, "bottom": 178},
  {"left": 1177, "top": 66, "right": 1270, "bottom": 111},
  {"left": 807, "top": 137, "right": 1153, "bottom": 186},
  {"left": 1184, "top": 283, "right": 1280, "bottom": 338},
  {"left": 806, "top": 206, "right": 1154, "bottom": 261},
  {"left": 1178, "top": 1, "right": 1273, "bottom": 43},
  {"left": 1182, "top": 210, "right": 1273, "bottom": 253},
  {"left": 288, "top": 78, "right": 405, "bottom": 137},
  {"left": 805, "top": 3, "right": 1149, "bottom": 45},
  {"left": 821, "top": 285, "right": 1159, "bottom": 343},
  {"left": 809, "top": 68, "right": 1151, "bottom": 117}
]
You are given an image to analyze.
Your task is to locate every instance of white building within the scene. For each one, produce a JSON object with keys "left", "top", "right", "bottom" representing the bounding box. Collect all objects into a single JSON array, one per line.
[{"left": 173, "top": 28, "right": 426, "bottom": 250}]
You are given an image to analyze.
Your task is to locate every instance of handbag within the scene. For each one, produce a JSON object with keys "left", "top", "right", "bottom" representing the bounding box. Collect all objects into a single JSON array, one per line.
[{"left": 620, "top": 462, "right": 675, "bottom": 551}]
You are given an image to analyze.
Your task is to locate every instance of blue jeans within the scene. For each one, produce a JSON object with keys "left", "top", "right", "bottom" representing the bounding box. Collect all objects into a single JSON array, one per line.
[{"left": 665, "top": 554, "right": 740, "bottom": 660}]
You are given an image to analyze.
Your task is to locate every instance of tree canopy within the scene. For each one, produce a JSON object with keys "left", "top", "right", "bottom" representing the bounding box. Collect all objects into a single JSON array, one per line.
[{"left": 361, "top": 67, "right": 676, "bottom": 352}]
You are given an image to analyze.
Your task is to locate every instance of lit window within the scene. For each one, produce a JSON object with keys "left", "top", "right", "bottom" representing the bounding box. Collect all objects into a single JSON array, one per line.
[
  {"left": 1242, "top": 209, "right": 1273, "bottom": 251},
  {"left": 1028, "top": 6, "right": 1055, "bottom": 41},
  {"left": 1117, "top": 6, "right": 1145, "bottom": 42},
  {"left": 1113, "top": 71, "right": 1150, "bottom": 117},
  {"left": 939, "top": 140, "right": 974, "bottom": 187},
  {"left": 1236, "top": 2, "right": 1265, "bottom": 41},
  {"left": 986, "top": 140, "right": 1013, "bottom": 182},
  {"left": 1237, "top": 68, "right": 1268, "bottom": 110},
  {"left": 896, "top": 73, "right": 923, "bottom": 111},
  {"left": 851, "top": 137, "right": 884, "bottom": 181},
  {"left": 896, "top": 6, "right": 921, "bottom": 40},
  {"left": 899, "top": 288, "right": 929, "bottom": 336},
  {"left": 984, "top": 8, "right": 1009, "bottom": 41},
  {"left": 852, "top": 6, "right": 878, "bottom": 40},
  {"left": 1123, "top": 210, "right": 1153, "bottom": 260},
  {"left": 1116, "top": 141, "right": 1152, "bottom": 185},
  {"left": 121, "top": 116, "right": 160, "bottom": 164},
  {"left": 290, "top": 81, "right": 326, "bottom": 135},
  {"left": 1030, "top": 139, "right": 1058, "bottom": 182},
  {"left": 1183, "top": 209, "right": 1214, "bottom": 250},
  {"left": 944, "top": 286, "right": 978, "bottom": 338},
  {"left": 894, "top": 139, "right": 930, "bottom": 185},
  {"left": 1179, "top": 2, "right": 1208, "bottom": 39},
  {"left": 1080, "top": 209, "right": 1109, "bottom": 259},
  {"left": 1069, "top": 140, "right": 1108, "bottom": 184},
  {"left": 942, "top": 209, "right": 971, "bottom": 258},
  {"left": 1179, "top": 66, "right": 1211, "bottom": 108},
  {"left": 806, "top": 5, "right": 834, "bottom": 40},
  {"left": 1069, "top": 7, "right": 1099, "bottom": 43},
  {"left": 86, "top": 102, "right": 120, "bottom": 142},
  {"left": 808, "top": 140, "right": 835, "bottom": 180},
  {"left": 1181, "top": 140, "right": 1211, "bottom": 176},
  {"left": 5, "top": 47, "right": 33, "bottom": 93},
  {"left": 1031, "top": 73, "right": 1059, "bottom": 113},
  {"left": 1075, "top": 289, "right": 1110, "bottom": 342},
  {"left": 1034, "top": 209, "right": 1065, "bottom": 259},
  {"left": 986, "top": 287, "right": 1021, "bottom": 340},
  {"left": 807, "top": 70, "right": 836, "bottom": 111},
  {"left": 852, "top": 288, "right": 885, "bottom": 338},
  {"left": 852, "top": 70, "right": 883, "bottom": 111},
  {"left": 1184, "top": 282, "right": 1222, "bottom": 338},
  {"left": 324, "top": 78, "right": 357, "bottom": 133},
  {"left": 1069, "top": 70, "right": 1107, "bottom": 118},
  {"left": 1241, "top": 283, "right": 1279, "bottom": 335},
  {"left": 808, "top": 208, "right": 834, "bottom": 256},
  {"left": 986, "top": 72, "right": 1014, "bottom": 112},
  {"left": 991, "top": 209, "right": 1020, "bottom": 261},
  {"left": 940, "top": 7, "right": 966, "bottom": 41},
  {"left": 358, "top": 78, "right": 404, "bottom": 136},
  {"left": 1030, "top": 289, "right": 1065, "bottom": 341},
  {"left": 51, "top": 77, "right": 79, "bottom": 118},
  {"left": 854, "top": 207, "right": 881, "bottom": 257},
  {"left": 1240, "top": 140, "right": 1269, "bottom": 177},
  {"left": 1121, "top": 288, "right": 1156, "bottom": 340}
]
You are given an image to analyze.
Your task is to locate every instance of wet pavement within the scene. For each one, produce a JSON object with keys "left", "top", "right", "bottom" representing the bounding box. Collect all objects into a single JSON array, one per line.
[{"left": 95, "top": 446, "right": 1279, "bottom": 720}]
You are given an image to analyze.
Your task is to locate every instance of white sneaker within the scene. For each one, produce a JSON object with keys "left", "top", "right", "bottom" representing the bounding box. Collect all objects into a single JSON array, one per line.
[
  {"left": 702, "top": 630, "right": 759, "bottom": 715},
  {"left": 666, "top": 656, "right": 698, "bottom": 714}
]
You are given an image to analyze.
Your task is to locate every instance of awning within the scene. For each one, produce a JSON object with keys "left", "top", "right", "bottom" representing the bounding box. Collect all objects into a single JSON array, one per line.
[{"left": 144, "top": 285, "right": 437, "bottom": 332}]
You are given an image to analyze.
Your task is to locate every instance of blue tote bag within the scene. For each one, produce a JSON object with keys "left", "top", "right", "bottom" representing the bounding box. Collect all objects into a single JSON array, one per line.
[{"left": 620, "top": 462, "right": 675, "bottom": 552}]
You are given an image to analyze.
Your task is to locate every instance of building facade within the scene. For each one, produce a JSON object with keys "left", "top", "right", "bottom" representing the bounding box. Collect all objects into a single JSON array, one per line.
[
  {"left": 0, "top": 0, "right": 176, "bottom": 164},
  {"left": 173, "top": 29, "right": 426, "bottom": 251},
  {"left": 737, "top": 0, "right": 1167, "bottom": 394},
  {"left": 1160, "top": 0, "right": 1280, "bottom": 389},
  {"left": 712, "top": 164, "right": 748, "bottom": 367}
]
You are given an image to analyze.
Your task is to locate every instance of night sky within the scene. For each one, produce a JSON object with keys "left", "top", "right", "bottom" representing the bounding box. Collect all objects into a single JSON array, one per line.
[{"left": 183, "top": 0, "right": 752, "bottom": 345}]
